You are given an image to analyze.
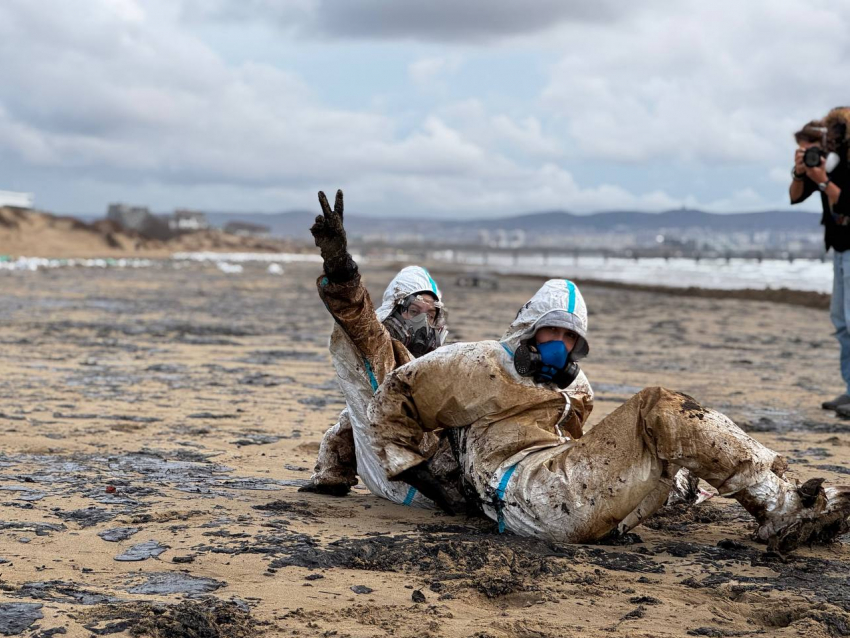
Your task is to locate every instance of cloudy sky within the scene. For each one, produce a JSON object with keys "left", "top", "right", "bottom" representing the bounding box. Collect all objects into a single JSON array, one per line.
[{"left": 0, "top": 0, "right": 845, "bottom": 218}]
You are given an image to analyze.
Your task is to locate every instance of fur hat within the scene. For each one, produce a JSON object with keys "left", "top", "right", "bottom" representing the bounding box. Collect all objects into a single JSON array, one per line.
[{"left": 824, "top": 107, "right": 850, "bottom": 159}]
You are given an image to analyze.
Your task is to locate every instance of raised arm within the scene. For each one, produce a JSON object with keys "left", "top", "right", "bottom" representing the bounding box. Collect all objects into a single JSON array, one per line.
[{"left": 311, "top": 190, "right": 396, "bottom": 373}]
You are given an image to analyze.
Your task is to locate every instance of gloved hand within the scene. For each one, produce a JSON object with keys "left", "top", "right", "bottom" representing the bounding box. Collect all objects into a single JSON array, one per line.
[
  {"left": 396, "top": 462, "right": 467, "bottom": 515},
  {"left": 311, "top": 189, "right": 357, "bottom": 282}
]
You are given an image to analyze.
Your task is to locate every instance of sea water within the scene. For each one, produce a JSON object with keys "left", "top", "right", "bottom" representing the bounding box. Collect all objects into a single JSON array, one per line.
[{"left": 0, "top": 251, "right": 834, "bottom": 294}]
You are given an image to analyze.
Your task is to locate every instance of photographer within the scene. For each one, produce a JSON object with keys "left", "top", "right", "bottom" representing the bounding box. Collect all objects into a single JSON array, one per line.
[{"left": 790, "top": 109, "right": 850, "bottom": 414}]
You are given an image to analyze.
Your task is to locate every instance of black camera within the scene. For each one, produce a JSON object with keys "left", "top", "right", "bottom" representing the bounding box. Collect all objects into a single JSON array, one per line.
[{"left": 804, "top": 146, "right": 826, "bottom": 168}]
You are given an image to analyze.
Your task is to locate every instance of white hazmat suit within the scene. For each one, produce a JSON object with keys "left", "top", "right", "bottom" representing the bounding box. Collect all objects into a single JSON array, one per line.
[
  {"left": 310, "top": 266, "right": 444, "bottom": 507},
  {"left": 367, "top": 279, "right": 850, "bottom": 552}
]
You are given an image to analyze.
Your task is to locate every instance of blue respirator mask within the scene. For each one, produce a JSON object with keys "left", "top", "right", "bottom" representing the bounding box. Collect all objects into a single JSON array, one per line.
[{"left": 514, "top": 339, "right": 580, "bottom": 389}]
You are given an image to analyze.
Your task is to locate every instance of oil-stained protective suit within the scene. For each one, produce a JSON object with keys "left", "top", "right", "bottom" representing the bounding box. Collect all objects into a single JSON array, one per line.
[
  {"left": 368, "top": 279, "right": 850, "bottom": 551},
  {"left": 311, "top": 266, "right": 443, "bottom": 506}
]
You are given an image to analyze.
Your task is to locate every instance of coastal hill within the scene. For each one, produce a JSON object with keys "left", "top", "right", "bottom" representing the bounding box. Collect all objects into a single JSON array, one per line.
[
  {"left": 0, "top": 207, "right": 295, "bottom": 258},
  {"left": 202, "top": 208, "right": 824, "bottom": 243},
  {"left": 4, "top": 206, "right": 825, "bottom": 258}
]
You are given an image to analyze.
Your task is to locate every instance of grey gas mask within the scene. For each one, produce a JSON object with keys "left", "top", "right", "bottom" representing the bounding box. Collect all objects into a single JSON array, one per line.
[{"left": 383, "top": 293, "right": 447, "bottom": 358}]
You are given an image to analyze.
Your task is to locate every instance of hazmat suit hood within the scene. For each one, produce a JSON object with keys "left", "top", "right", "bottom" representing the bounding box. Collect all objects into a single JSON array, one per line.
[
  {"left": 501, "top": 279, "right": 589, "bottom": 359},
  {"left": 375, "top": 266, "right": 442, "bottom": 322}
]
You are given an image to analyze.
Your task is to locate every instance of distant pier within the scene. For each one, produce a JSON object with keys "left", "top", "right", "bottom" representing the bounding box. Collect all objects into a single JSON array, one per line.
[{"left": 347, "top": 240, "right": 827, "bottom": 266}]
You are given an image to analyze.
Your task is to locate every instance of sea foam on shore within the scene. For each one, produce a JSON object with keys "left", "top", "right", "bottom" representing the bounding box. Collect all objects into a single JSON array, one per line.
[{"left": 0, "top": 251, "right": 833, "bottom": 294}]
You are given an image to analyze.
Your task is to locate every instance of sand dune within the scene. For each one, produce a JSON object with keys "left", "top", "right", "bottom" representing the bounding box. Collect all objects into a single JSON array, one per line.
[{"left": 0, "top": 207, "right": 298, "bottom": 258}]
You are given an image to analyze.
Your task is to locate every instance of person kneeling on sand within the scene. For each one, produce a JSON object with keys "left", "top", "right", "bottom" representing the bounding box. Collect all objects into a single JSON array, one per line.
[
  {"left": 299, "top": 189, "right": 464, "bottom": 509},
  {"left": 367, "top": 279, "right": 850, "bottom": 553}
]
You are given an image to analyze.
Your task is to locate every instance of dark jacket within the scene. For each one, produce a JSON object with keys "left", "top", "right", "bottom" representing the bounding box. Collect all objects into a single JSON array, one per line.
[
  {"left": 792, "top": 107, "right": 850, "bottom": 252},
  {"left": 792, "top": 162, "right": 850, "bottom": 252}
]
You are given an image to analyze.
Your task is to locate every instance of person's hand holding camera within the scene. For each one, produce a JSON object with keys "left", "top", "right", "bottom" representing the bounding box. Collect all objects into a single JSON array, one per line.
[{"left": 793, "top": 148, "right": 807, "bottom": 179}]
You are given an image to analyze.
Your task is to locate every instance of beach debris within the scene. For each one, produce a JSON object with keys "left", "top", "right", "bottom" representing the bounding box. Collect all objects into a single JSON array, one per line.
[
  {"left": 216, "top": 262, "right": 243, "bottom": 274},
  {"left": 0, "top": 522, "right": 64, "bottom": 536},
  {"left": 237, "top": 372, "right": 286, "bottom": 387},
  {"left": 350, "top": 585, "right": 373, "bottom": 594},
  {"left": 83, "top": 598, "right": 257, "bottom": 638},
  {"left": 241, "top": 349, "right": 325, "bottom": 364},
  {"left": 252, "top": 500, "right": 315, "bottom": 517},
  {"left": 126, "top": 573, "right": 224, "bottom": 595},
  {"left": 411, "top": 589, "right": 426, "bottom": 603},
  {"left": 114, "top": 541, "right": 169, "bottom": 562},
  {"left": 0, "top": 486, "right": 47, "bottom": 502},
  {"left": 0, "top": 602, "right": 43, "bottom": 635},
  {"left": 55, "top": 508, "right": 119, "bottom": 528},
  {"left": 13, "top": 580, "right": 119, "bottom": 606},
  {"left": 231, "top": 433, "right": 280, "bottom": 446},
  {"left": 171, "top": 556, "right": 195, "bottom": 564},
  {"left": 456, "top": 274, "right": 498, "bottom": 290}
]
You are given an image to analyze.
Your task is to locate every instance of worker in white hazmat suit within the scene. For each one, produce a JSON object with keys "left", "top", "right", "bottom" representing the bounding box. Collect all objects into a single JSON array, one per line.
[
  {"left": 298, "top": 189, "right": 464, "bottom": 509},
  {"left": 367, "top": 279, "right": 850, "bottom": 553}
]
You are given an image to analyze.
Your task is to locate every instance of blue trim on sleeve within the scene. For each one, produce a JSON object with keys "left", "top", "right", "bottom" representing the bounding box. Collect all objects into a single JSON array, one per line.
[
  {"left": 364, "top": 358, "right": 378, "bottom": 393},
  {"left": 565, "top": 280, "right": 576, "bottom": 313},
  {"left": 402, "top": 486, "right": 417, "bottom": 506},
  {"left": 495, "top": 463, "right": 519, "bottom": 533},
  {"left": 500, "top": 343, "right": 514, "bottom": 358},
  {"left": 496, "top": 464, "right": 518, "bottom": 500}
]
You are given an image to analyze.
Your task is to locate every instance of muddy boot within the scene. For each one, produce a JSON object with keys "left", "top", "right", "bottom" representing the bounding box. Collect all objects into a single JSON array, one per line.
[
  {"left": 396, "top": 463, "right": 466, "bottom": 515},
  {"left": 298, "top": 480, "right": 352, "bottom": 497},
  {"left": 822, "top": 394, "right": 850, "bottom": 411},
  {"left": 301, "top": 415, "right": 358, "bottom": 497},
  {"left": 736, "top": 475, "right": 850, "bottom": 554}
]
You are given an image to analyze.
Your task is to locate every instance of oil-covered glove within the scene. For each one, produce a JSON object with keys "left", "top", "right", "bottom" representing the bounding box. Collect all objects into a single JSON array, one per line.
[{"left": 311, "top": 189, "right": 357, "bottom": 282}]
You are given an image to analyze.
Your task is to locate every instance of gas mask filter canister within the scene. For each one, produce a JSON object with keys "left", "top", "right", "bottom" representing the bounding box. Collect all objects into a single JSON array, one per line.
[{"left": 514, "top": 339, "right": 580, "bottom": 388}]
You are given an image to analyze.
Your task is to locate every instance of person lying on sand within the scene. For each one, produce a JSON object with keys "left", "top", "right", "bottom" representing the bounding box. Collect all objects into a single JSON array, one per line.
[
  {"left": 367, "top": 279, "right": 850, "bottom": 553},
  {"left": 299, "top": 189, "right": 465, "bottom": 510}
]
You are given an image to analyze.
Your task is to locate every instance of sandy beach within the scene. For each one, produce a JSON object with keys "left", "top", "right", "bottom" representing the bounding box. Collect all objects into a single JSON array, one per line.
[{"left": 2, "top": 260, "right": 850, "bottom": 637}]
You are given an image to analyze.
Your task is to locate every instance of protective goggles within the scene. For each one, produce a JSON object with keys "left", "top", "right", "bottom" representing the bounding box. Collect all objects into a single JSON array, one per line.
[{"left": 399, "top": 293, "right": 446, "bottom": 329}]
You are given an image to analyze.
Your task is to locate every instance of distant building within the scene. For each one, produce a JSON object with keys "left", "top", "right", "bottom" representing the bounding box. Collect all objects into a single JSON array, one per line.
[
  {"left": 106, "top": 203, "right": 173, "bottom": 240},
  {"left": 224, "top": 221, "right": 270, "bottom": 237},
  {"left": 107, "top": 203, "right": 152, "bottom": 231},
  {"left": 170, "top": 209, "right": 209, "bottom": 231},
  {"left": 479, "top": 228, "right": 526, "bottom": 249},
  {"left": 0, "top": 190, "right": 34, "bottom": 208}
]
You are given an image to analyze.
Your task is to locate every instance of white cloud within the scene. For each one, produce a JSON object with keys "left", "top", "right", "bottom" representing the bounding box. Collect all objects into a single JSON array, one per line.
[
  {"left": 490, "top": 115, "right": 561, "bottom": 158},
  {"left": 2, "top": 0, "right": 845, "bottom": 217},
  {"left": 0, "top": 0, "right": 684, "bottom": 216},
  {"left": 770, "top": 167, "right": 793, "bottom": 184},
  {"left": 408, "top": 56, "right": 461, "bottom": 91},
  {"left": 542, "top": 1, "right": 850, "bottom": 165}
]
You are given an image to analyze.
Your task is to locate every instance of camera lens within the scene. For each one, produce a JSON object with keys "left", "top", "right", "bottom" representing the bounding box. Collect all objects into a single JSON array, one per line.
[{"left": 804, "top": 147, "right": 824, "bottom": 168}]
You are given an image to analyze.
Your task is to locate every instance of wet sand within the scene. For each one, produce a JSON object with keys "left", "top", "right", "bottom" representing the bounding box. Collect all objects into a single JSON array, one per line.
[{"left": 2, "top": 261, "right": 850, "bottom": 637}]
